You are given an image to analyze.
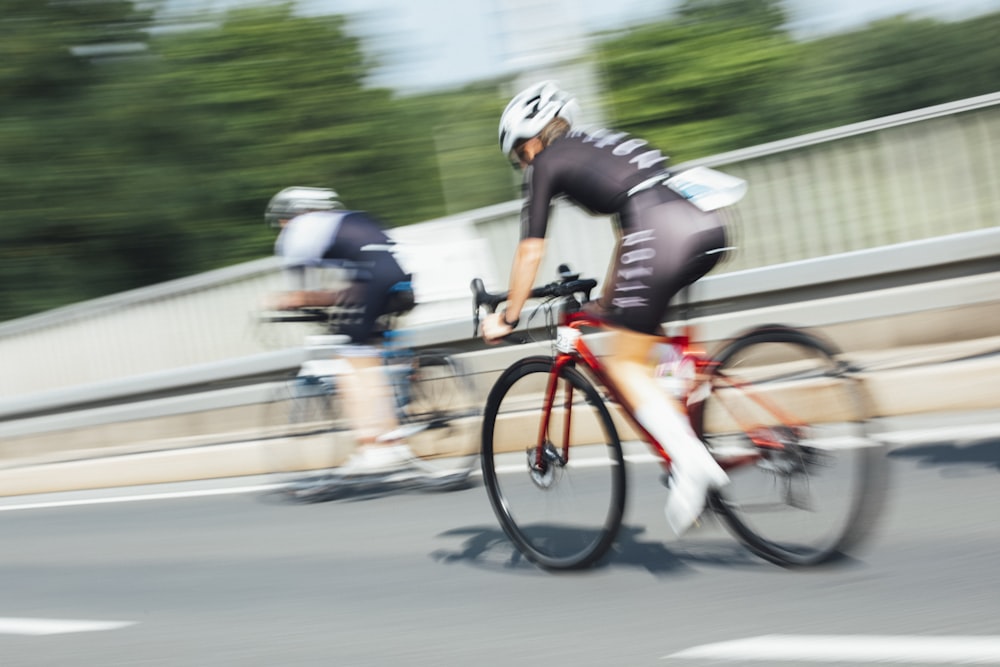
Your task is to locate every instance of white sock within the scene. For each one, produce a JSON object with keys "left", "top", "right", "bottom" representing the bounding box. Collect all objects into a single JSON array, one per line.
[{"left": 633, "top": 401, "right": 728, "bottom": 485}]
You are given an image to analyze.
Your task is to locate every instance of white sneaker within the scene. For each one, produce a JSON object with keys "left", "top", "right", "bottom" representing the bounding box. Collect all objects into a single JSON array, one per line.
[
  {"left": 631, "top": 400, "right": 730, "bottom": 536},
  {"left": 340, "top": 444, "right": 416, "bottom": 474},
  {"left": 664, "top": 463, "right": 729, "bottom": 537},
  {"left": 376, "top": 423, "right": 428, "bottom": 443}
]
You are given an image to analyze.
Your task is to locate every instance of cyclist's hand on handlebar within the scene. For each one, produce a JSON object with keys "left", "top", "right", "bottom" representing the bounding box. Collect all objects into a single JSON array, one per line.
[
  {"left": 265, "top": 291, "right": 305, "bottom": 311},
  {"left": 481, "top": 312, "right": 515, "bottom": 344}
]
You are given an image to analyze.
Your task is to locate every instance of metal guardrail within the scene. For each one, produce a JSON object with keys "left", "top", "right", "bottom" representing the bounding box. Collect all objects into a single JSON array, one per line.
[
  {"left": 0, "top": 94, "right": 998, "bottom": 407},
  {"left": 2, "top": 226, "right": 997, "bottom": 440},
  {"left": 683, "top": 92, "right": 1000, "bottom": 270}
]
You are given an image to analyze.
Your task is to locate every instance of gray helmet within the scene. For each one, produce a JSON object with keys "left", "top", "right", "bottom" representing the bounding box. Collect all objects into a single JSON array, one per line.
[
  {"left": 265, "top": 186, "right": 342, "bottom": 228},
  {"left": 498, "top": 81, "right": 578, "bottom": 157}
]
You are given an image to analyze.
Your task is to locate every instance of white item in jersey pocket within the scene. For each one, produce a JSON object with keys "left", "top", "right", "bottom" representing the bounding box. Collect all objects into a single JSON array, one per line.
[{"left": 666, "top": 166, "right": 748, "bottom": 212}]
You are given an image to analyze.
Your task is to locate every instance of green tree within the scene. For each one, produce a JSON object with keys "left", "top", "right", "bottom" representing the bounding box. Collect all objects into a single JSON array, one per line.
[
  {"left": 0, "top": 2, "right": 450, "bottom": 320},
  {"left": 0, "top": 0, "right": 159, "bottom": 318},
  {"left": 411, "top": 81, "right": 514, "bottom": 214},
  {"left": 597, "top": 0, "right": 795, "bottom": 161},
  {"left": 771, "top": 13, "right": 1000, "bottom": 132}
]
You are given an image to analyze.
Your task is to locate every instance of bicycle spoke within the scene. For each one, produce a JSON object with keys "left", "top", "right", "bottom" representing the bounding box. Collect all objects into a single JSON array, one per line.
[
  {"left": 261, "top": 375, "right": 350, "bottom": 485},
  {"left": 395, "top": 351, "right": 480, "bottom": 478},
  {"left": 481, "top": 357, "right": 626, "bottom": 571},
  {"left": 694, "top": 327, "right": 887, "bottom": 566}
]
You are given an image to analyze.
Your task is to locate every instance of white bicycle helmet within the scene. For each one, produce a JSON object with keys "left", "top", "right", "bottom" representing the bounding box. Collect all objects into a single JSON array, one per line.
[
  {"left": 498, "top": 81, "right": 578, "bottom": 158},
  {"left": 265, "top": 186, "right": 343, "bottom": 228}
]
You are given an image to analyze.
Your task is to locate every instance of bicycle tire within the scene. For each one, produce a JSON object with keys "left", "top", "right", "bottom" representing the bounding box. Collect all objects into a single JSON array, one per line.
[
  {"left": 690, "top": 325, "right": 887, "bottom": 566},
  {"left": 394, "top": 349, "right": 480, "bottom": 480},
  {"left": 481, "top": 356, "right": 627, "bottom": 571},
  {"left": 260, "top": 372, "right": 351, "bottom": 488}
]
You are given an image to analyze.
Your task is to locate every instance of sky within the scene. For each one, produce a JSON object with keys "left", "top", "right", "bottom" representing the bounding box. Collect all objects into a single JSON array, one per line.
[{"left": 166, "top": 0, "right": 1000, "bottom": 92}]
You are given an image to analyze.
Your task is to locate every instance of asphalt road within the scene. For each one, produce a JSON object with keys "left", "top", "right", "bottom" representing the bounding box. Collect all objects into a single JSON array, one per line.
[{"left": 0, "top": 415, "right": 998, "bottom": 667}]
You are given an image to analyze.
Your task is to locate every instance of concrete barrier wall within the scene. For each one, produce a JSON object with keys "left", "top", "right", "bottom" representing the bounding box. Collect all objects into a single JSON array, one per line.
[{"left": 2, "top": 267, "right": 998, "bottom": 469}]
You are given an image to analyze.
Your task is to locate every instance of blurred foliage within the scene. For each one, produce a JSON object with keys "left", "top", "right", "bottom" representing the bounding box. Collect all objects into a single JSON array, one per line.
[
  {"left": 764, "top": 13, "right": 1000, "bottom": 134},
  {"left": 598, "top": 0, "right": 1000, "bottom": 161},
  {"left": 1, "top": 0, "right": 998, "bottom": 321},
  {"left": 599, "top": 0, "right": 796, "bottom": 160}
]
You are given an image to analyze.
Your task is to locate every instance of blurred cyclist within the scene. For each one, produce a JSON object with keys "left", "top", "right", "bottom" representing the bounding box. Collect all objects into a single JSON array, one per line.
[
  {"left": 266, "top": 186, "right": 416, "bottom": 473},
  {"left": 481, "top": 81, "right": 730, "bottom": 536}
]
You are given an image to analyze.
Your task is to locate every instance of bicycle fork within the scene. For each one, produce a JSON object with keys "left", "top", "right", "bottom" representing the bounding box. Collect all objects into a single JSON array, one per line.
[{"left": 530, "top": 354, "right": 575, "bottom": 483}]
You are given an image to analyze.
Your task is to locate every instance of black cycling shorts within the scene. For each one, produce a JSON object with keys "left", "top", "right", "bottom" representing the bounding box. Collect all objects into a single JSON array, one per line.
[
  {"left": 600, "top": 186, "right": 728, "bottom": 335},
  {"left": 332, "top": 252, "right": 410, "bottom": 344}
]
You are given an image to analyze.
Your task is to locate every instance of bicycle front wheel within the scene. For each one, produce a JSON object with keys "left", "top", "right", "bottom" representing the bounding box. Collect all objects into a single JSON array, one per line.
[
  {"left": 396, "top": 350, "right": 480, "bottom": 479},
  {"left": 260, "top": 373, "right": 349, "bottom": 486},
  {"left": 482, "top": 356, "right": 626, "bottom": 571},
  {"left": 691, "top": 325, "right": 887, "bottom": 566}
]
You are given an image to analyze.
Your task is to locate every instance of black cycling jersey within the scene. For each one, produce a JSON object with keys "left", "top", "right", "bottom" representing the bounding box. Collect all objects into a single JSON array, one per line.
[
  {"left": 520, "top": 129, "right": 669, "bottom": 239},
  {"left": 519, "top": 128, "right": 729, "bottom": 335}
]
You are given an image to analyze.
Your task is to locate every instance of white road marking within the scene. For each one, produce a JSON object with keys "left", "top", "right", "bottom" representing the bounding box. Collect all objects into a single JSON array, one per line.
[
  {"left": 0, "top": 618, "right": 136, "bottom": 636},
  {"left": 0, "top": 484, "right": 277, "bottom": 513},
  {"left": 878, "top": 422, "right": 1000, "bottom": 448},
  {"left": 665, "top": 635, "right": 1000, "bottom": 663}
]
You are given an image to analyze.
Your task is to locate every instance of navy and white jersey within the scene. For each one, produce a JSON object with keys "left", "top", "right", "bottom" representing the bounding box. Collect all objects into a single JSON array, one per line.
[
  {"left": 520, "top": 129, "right": 669, "bottom": 239},
  {"left": 275, "top": 210, "right": 343, "bottom": 270},
  {"left": 274, "top": 210, "right": 401, "bottom": 291},
  {"left": 275, "top": 210, "right": 395, "bottom": 266},
  {"left": 273, "top": 209, "right": 409, "bottom": 343}
]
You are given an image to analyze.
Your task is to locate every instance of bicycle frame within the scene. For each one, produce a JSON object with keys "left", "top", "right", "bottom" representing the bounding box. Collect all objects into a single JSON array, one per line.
[
  {"left": 535, "top": 308, "right": 676, "bottom": 473},
  {"left": 534, "top": 308, "right": 809, "bottom": 476}
]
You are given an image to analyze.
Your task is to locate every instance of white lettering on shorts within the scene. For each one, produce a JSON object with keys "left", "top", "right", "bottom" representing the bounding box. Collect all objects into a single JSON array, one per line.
[
  {"left": 622, "top": 229, "right": 655, "bottom": 246},
  {"left": 611, "top": 296, "right": 649, "bottom": 309},
  {"left": 613, "top": 228, "right": 657, "bottom": 309},
  {"left": 617, "top": 266, "right": 653, "bottom": 281},
  {"left": 621, "top": 248, "right": 655, "bottom": 264}
]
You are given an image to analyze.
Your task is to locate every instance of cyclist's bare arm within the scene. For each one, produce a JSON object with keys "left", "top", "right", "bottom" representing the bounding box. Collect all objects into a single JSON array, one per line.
[
  {"left": 482, "top": 238, "right": 545, "bottom": 342},
  {"left": 269, "top": 290, "right": 344, "bottom": 310}
]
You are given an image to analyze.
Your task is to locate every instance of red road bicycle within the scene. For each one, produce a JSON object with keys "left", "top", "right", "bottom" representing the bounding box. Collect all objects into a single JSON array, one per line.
[{"left": 472, "top": 266, "right": 887, "bottom": 571}]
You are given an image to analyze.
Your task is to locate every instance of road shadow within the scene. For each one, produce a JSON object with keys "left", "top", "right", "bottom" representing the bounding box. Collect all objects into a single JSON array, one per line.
[
  {"left": 430, "top": 523, "right": 764, "bottom": 578},
  {"left": 888, "top": 437, "right": 1000, "bottom": 474},
  {"left": 257, "top": 474, "right": 480, "bottom": 505}
]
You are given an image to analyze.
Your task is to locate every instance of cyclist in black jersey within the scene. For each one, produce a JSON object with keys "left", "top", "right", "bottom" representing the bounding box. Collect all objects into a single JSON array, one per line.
[
  {"left": 482, "top": 82, "right": 731, "bottom": 536},
  {"left": 266, "top": 186, "right": 417, "bottom": 473}
]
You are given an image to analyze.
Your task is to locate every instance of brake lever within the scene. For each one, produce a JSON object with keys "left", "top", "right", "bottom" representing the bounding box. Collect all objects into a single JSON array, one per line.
[{"left": 470, "top": 277, "right": 490, "bottom": 338}]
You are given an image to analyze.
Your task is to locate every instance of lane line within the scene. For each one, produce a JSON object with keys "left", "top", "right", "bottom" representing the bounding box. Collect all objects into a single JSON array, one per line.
[
  {"left": 0, "top": 484, "right": 278, "bottom": 513},
  {"left": 665, "top": 635, "right": 1000, "bottom": 663},
  {"left": 0, "top": 617, "right": 136, "bottom": 636}
]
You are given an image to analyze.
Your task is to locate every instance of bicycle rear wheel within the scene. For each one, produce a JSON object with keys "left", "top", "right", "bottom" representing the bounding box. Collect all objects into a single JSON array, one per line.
[
  {"left": 691, "top": 325, "right": 887, "bottom": 566},
  {"left": 481, "top": 356, "right": 626, "bottom": 571},
  {"left": 394, "top": 350, "right": 480, "bottom": 480}
]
